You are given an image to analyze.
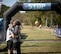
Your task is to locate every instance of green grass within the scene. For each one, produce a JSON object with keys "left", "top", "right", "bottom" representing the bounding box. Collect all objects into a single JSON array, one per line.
[
  {"left": 0, "top": 43, "right": 7, "bottom": 54},
  {"left": 21, "top": 26, "right": 61, "bottom": 53},
  {"left": 21, "top": 27, "right": 54, "bottom": 40},
  {"left": 0, "top": 26, "right": 61, "bottom": 54},
  {"left": 21, "top": 42, "right": 61, "bottom": 53}
]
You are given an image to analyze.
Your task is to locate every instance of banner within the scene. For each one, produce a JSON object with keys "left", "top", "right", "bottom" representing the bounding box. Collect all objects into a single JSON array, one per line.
[
  {"left": 0, "top": 0, "right": 3, "bottom": 12},
  {"left": 23, "top": 3, "right": 51, "bottom": 10}
]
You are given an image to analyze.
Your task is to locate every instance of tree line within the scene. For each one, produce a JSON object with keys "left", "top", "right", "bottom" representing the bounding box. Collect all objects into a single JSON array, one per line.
[{"left": 1, "top": 0, "right": 61, "bottom": 28}]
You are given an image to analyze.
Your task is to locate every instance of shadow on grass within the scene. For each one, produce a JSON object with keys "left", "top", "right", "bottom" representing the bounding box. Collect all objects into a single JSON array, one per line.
[
  {"left": 0, "top": 33, "right": 28, "bottom": 53},
  {"left": 21, "top": 33, "right": 28, "bottom": 39},
  {"left": 0, "top": 46, "right": 7, "bottom": 52},
  {"left": 21, "top": 33, "right": 28, "bottom": 44},
  {"left": 22, "top": 52, "right": 61, "bottom": 54}
]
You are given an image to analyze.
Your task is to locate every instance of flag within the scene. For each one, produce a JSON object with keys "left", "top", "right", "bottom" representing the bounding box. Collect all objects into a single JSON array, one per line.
[{"left": 0, "top": 0, "right": 3, "bottom": 12}]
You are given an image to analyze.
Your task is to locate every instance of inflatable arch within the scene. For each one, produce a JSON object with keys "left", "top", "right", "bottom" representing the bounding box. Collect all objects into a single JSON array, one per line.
[{"left": 3, "top": 2, "right": 61, "bottom": 38}]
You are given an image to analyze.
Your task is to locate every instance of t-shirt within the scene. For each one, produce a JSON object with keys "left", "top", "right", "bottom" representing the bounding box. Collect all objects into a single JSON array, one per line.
[
  {"left": 12, "top": 25, "right": 20, "bottom": 35},
  {"left": 10, "top": 25, "right": 21, "bottom": 43},
  {"left": 6, "top": 28, "right": 13, "bottom": 42}
]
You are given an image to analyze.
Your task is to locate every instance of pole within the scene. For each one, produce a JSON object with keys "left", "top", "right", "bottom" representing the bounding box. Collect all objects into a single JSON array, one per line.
[
  {"left": 51, "top": 12, "right": 53, "bottom": 27},
  {"left": 46, "top": 17, "right": 48, "bottom": 27}
]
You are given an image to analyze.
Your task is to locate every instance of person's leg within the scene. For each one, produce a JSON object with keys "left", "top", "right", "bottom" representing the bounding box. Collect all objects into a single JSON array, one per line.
[
  {"left": 17, "top": 42, "right": 20, "bottom": 54},
  {"left": 7, "top": 40, "right": 13, "bottom": 54},
  {"left": 13, "top": 41, "right": 17, "bottom": 54},
  {"left": 8, "top": 49, "right": 11, "bottom": 54}
]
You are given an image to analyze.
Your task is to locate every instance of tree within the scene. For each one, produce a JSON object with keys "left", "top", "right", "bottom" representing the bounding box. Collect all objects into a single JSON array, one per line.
[
  {"left": 0, "top": 5, "right": 9, "bottom": 17},
  {"left": 3, "top": 0, "right": 61, "bottom": 28}
]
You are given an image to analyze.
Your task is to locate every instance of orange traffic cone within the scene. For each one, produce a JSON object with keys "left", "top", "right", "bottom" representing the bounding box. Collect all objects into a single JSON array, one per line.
[{"left": 54, "top": 35, "right": 57, "bottom": 41}]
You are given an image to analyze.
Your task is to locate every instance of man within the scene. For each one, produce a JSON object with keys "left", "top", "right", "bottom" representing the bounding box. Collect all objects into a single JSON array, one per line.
[
  {"left": 8, "top": 20, "right": 21, "bottom": 54},
  {"left": 12, "top": 20, "right": 21, "bottom": 54},
  {"left": 6, "top": 20, "right": 21, "bottom": 54},
  {"left": 6, "top": 20, "right": 14, "bottom": 54}
]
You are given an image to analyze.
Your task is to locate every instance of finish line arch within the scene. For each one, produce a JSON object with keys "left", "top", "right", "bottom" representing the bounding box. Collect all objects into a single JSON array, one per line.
[{"left": 3, "top": 2, "right": 61, "bottom": 36}]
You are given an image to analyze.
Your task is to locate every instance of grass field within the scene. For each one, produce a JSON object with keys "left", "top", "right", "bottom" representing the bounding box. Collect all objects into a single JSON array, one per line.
[
  {"left": 0, "top": 26, "right": 61, "bottom": 54},
  {"left": 21, "top": 26, "right": 61, "bottom": 54},
  {"left": 21, "top": 26, "right": 54, "bottom": 40}
]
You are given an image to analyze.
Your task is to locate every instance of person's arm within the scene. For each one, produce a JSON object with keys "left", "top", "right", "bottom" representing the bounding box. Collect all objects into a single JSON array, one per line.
[
  {"left": 8, "top": 24, "right": 13, "bottom": 29},
  {"left": 9, "top": 25, "right": 19, "bottom": 38},
  {"left": 9, "top": 25, "right": 19, "bottom": 35},
  {"left": 13, "top": 25, "right": 19, "bottom": 35},
  {"left": 10, "top": 30, "right": 18, "bottom": 39},
  {"left": 11, "top": 32, "right": 15, "bottom": 38},
  {"left": 8, "top": 28, "right": 15, "bottom": 39}
]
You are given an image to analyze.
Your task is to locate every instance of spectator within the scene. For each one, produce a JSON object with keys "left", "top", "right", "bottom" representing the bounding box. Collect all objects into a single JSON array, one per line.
[{"left": 6, "top": 20, "right": 14, "bottom": 54}]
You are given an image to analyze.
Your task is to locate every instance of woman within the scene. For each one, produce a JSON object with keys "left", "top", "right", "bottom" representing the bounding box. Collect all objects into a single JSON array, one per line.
[
  {"left": 6, "top": 20, "right": 14, "bottom": 54},
  {"left": 10, "top": 20, "right": 21, "bottom": 54}
]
